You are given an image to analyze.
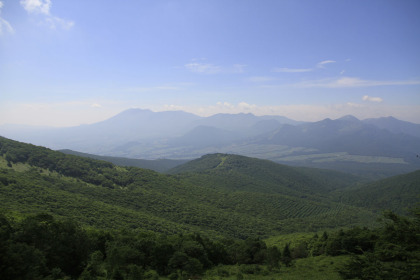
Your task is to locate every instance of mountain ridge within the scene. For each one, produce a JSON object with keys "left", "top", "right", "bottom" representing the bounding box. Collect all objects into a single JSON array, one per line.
[
  {"left": 1, "top": 109, "right": 420, "bottom": 178},
  {"left": 363, "top": 116, "right": 420, "bottom": 138}
]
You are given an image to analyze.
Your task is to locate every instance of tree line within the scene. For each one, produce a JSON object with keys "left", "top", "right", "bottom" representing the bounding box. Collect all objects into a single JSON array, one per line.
[
  {"left": 1, "top": 208, "right": 419, "bottom": 279},
  {"left": 0, "top": 213, "right": 286, "bottom": 279},
  {"left": 283, "top": 209, "right": 420, "bottom": 279}
]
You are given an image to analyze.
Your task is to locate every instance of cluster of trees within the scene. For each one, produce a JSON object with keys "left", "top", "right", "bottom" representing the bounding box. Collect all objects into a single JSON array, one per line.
[
  {"left": 1, "top": 137, "right": 117, "bottom": 187},
  {"left": 338, "top": 210, "right": 420, "bottom": 279},
  {"left": 0, "top": 213, "right": 293, "bottom": 280},
  {"left": 282, "top": 209, "right": 420, "bottom": 279},
  {"left": 0, "top": 213, "right": 90, "bottom": 279},
  {"left": 339, "top": 170, "right": 420, "bottom": 215},
  {"left": 1, "top": 209, "right": 418, "bottom": 279}
]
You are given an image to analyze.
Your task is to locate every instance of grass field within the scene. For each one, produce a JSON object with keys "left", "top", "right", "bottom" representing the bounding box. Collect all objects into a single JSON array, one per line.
[
  {"left": 196, "top": 255, "right": 349, "bottom": 280},
  {"left": 265, "top": 232, "right": 315, "bottom": 249}
]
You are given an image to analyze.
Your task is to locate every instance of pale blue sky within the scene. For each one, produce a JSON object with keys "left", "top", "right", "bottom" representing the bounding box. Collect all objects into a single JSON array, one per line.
[{"left": 1, "top": 0, "right": 419, "bottom": 126}]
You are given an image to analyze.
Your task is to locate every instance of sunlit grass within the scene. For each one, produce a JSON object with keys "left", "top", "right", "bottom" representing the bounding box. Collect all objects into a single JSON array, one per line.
[
  {"left": 0, "top": 155, "right": 31, "bottom": 172},
  {"left": 196, "top": 255, "right": 349, "bottom": 280}
]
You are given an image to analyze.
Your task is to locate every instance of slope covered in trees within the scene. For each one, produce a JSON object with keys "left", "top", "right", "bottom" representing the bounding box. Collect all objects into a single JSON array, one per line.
[
  {"left": 1, "top": 136, "right": 419, "bottom": 279},
  {"left": 0, "top": 212, "right": 284, "bottom": 279},
  {"left": 336, "top": 169, "right": 420, "bottom": 215},
  {"left": 1, "top": 209, "right": 418, "bottom": 279},
  {"left": 1, "top": 136, "right": 377, "bottom": 237},
  {"left": 168, "top": 153, "right": 363, "bottom": 195}
]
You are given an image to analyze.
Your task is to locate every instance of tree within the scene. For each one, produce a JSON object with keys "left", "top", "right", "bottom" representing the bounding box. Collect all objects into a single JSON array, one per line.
[
  {"left": 79, "top": 251, "right": 106, "bottom": 279},
  {"left": 266, "top": 246, "right": 281, "bottom": 270},
  {"left": 15, "top": 214, "right": 90, "bottom": 278},
  {"left": 168, "top": 251, "right": 203, "bottom": 277},
  {"left": 340, "top": 210, "right": 420, "bottom": 280},
  {"left": 0, "top": 242, "right": 48, "bottom": 280},
  {"left": 281, "top": 243, "right": 292, "bottom": 267}
]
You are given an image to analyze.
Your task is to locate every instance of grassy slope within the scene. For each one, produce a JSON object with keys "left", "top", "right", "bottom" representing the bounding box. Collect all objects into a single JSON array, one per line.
[
  {"left": 202, "top": 255, "right": 350, "bottom": 280},
  {"left": 169, "top": 153, "right": 363, "bottom": 194},
  {"left": 0, "top": 164, "right": 199, "bottom": 234},
  {"left": 335, "top": 169, "right": 420, "bottom": 214},
  {"left": 169, "top": 154, "right": 378, "bottom": 232},
  {"left": 0, "top": 162, "right": 278, "bottom": 238},
  {"left": 0, "top": 137, "right": 384, "bottom": 239}
]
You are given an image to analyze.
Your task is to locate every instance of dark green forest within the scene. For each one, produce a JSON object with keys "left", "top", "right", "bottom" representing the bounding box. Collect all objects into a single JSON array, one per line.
[
  {"left": 0, "top": 136, "right": 419, "bottom": 279},
  {"left": 1, "top": 210, "right": 418, "bottom": 279}
]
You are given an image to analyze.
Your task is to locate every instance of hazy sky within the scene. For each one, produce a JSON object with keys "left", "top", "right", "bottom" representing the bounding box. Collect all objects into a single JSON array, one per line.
[{"left": 1, "top": 0, "right": 419, "bottom": 126}]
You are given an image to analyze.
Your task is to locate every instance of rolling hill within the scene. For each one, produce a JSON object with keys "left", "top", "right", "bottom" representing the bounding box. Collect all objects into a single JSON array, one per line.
[
  {"left": 336, "top": 169, "right": 420, "bottom": 214},
  {"left": 168, "top": 153, "right": 363, "bottom": 195},
  {"left": 0, "top": 136, "right": 390, "bottom": 239}
]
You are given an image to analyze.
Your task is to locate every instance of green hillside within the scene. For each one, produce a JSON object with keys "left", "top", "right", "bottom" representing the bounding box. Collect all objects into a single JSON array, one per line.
[
  {"left": 336, "top": 169, "right": 420, "bottom": 214},
  {"left": 0, "top": 136, "right": 377, "bottom": 238},
  {"left": 1, "top": 136, "right": 419, "bottom": 279},
  {"left": 169, "top": 153, "right": 363, "bottom": 195}
]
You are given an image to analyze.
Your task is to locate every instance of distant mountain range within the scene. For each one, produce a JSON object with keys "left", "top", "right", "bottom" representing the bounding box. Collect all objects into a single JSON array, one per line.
[
  {"left": 1, "top": 109, "right": 420, "bottom": 178},
  {"left": 363, "top": 116, "right": 420, "bottom": 138}
]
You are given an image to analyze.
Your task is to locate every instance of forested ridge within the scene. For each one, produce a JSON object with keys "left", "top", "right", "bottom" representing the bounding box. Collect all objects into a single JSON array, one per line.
[
  {"left": 0, "top": 136, "right": 419, "bottom": 279},
  {"left": 336, "top": 170, "right": 420, "bottom": 215}
]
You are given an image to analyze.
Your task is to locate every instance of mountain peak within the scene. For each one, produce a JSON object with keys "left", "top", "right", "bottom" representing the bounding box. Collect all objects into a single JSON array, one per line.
[
  {"left": 362, "top": 116, "right": 420, "bottom": 138},
  {"left": 384, "top": 116, "right": 398, "bottom": 121},
  {"left": 337, "top": 115, "right": 360, "bottom": 122},
  {"left": 107, "top": 108, "right": 153, "bottom": 119}
]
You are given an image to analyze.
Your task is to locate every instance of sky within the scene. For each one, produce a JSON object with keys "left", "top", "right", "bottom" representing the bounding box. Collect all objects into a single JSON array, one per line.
[{"left": 0, "top": 0, "right": 420, "bottom": 127}]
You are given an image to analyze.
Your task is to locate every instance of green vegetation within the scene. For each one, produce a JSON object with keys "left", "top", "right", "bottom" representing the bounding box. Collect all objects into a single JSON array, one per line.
[
  {"left": 0, "top": 213, "right": 283, "bottom": 279},
  {"left": 202, "top": 255, "right": 350, "bottom": 280},
  {"left": 336, "top": 170, "right": 420, "bottom": 215},
  {"left": 168, "top": 153, "right": 362, "bottom": 195},
  {"left": 1, "top": 210, "right": 418, "bottom": 279},
  {"left": 338, "top": 210, "right": 420, "bottom": 279},
  {"left": 0, "top": 136, "right": 419, "bottom": 279},
  {"left": 0, "top": 137, "right": 381, "bottom": 238},
  {"left": 280, "top": 159, "right": 420, "bottom": 181}
]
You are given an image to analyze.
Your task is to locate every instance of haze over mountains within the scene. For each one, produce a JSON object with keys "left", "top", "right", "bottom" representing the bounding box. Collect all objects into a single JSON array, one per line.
[{"left": 1, "top": 108, "right": 420, "bottom": 178}]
